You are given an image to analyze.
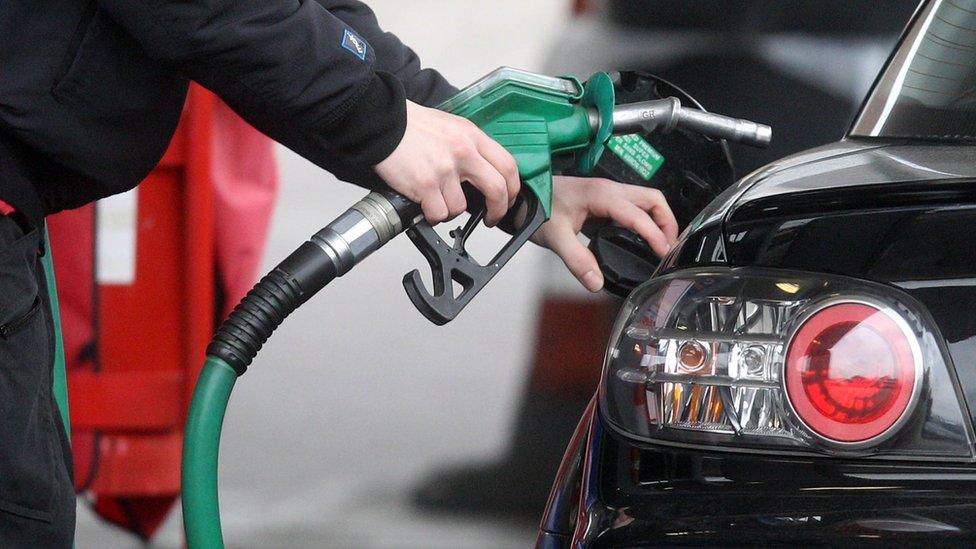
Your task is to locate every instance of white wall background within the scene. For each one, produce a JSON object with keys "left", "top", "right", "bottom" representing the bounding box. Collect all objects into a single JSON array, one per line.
[{"left": 78, "top": 1, "right": 572, "bottom": 547}]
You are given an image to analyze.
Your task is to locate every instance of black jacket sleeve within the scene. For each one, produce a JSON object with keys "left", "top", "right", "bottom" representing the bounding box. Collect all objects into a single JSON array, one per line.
[
  {"left": 94, "top": 0, "right": 456, "bottom": 186},
  {"left": 317, "top": 1, "right": 459, "bottom": 106}
]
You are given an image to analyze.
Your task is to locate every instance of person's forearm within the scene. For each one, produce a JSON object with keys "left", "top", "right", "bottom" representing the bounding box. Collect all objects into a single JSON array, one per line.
[{"left": 95, "top": 0, "right": 408, "bottom": 185}]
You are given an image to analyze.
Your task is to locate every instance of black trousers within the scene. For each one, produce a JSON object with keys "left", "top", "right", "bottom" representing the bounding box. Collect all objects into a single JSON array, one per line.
[{"left": 0, "top": 213, "right": 75, "bottom": 547}]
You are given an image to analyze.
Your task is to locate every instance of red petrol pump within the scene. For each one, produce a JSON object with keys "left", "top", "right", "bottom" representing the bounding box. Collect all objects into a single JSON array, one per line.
[{"left": 47, "top": 85, "right": 277, "bottom": 539}]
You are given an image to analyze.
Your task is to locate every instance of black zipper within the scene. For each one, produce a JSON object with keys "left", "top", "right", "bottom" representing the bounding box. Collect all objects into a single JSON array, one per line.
[{"left": 0, "top": 296, "right": 41, "bottom": 339}]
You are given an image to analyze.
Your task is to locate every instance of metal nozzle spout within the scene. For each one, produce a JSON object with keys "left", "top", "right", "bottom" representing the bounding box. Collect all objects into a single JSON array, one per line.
[
  {"left": 604, "top": 98, "right": 772, "bottom": 148},
  {"left": 673, "top": 106, "right": 772, "bottom": 148}
]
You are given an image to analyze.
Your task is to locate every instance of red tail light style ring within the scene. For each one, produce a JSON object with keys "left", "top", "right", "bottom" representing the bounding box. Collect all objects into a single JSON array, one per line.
[{"left": 784, "top": 300, "right": 922, "bottom": 446}]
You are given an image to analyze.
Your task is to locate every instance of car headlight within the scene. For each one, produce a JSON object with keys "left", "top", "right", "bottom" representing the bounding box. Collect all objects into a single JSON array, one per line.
[{"left": 600, "top": 268, "right": 975, "bottom": 459}]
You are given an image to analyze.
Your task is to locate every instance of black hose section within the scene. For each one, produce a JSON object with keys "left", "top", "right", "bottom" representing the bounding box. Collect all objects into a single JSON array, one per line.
[{"left": 206, "top": 241, "right": 338, "bottom": 376}]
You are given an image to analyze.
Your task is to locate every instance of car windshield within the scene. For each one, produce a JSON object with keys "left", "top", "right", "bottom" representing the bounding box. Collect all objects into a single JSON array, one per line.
[{"left": 851, "top": 0, "right": 976, "bottom": 141}]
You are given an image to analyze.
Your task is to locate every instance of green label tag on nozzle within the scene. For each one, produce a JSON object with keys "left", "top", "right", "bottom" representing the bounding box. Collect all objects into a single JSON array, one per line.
[{"left": 607, "top": 134, "right": 664, "bottom": 180}]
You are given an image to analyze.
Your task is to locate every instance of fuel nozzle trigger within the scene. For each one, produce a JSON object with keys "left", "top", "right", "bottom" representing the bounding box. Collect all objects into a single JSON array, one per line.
[{"left": 402, "top": 193, "right": 546, "bottom": 325}]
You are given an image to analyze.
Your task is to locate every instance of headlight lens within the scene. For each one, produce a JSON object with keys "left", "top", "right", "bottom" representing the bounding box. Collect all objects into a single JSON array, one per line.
[{"left": 600, "top": 268, "right": 974, "bottom": 458}]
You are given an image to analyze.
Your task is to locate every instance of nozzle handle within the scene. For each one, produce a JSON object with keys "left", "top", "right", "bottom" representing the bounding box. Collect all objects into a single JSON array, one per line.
[
  {"left": 373, "top": 188, "right": 424, "bottom": 228},
  {"left": 609, "top": 98, "right": 771, "bottom": 148}
]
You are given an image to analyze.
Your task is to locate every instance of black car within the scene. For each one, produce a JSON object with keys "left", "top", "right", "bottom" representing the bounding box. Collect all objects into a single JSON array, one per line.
[{"left": 539, "top": 0, "right": 976, "bottom": 545}]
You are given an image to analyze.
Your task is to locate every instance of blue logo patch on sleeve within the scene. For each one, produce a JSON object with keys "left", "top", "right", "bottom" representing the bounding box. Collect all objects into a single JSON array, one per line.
[{"left": 341, "top": 29, "right": 369, "bottom": 61}]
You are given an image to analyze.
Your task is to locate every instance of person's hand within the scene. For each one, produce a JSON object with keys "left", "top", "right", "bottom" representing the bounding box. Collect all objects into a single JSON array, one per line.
[
  {"left": 374, "top": 100, "right": 520, "bottom": 226},
  {"left": 532, "top": 175, "right": 679, "bottom": 292}
]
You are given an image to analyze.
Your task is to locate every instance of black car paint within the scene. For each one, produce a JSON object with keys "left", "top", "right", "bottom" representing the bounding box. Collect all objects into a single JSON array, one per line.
[
  {"left": 538, "top": 139, "right": 976, "bottom": 545},
  {"left": 561, "top": 405, "right": 976, "bottom": 545}
]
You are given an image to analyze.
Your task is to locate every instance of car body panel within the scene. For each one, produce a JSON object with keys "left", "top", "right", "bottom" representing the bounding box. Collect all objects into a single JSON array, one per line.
[
  {"left": 731, "top": 142, "right": 976, "bottom": 206},
  {"left": 564, "top": 411, "right": 976, "bottom": 546}
]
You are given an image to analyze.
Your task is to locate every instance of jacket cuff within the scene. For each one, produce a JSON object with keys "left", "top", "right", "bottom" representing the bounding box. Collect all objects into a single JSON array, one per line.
[
  {"left": 323, "top": 70, "right": 407, "bottom": 168},
  {"left": 403, "top": 68, "right": 459, "bottom": 108}
]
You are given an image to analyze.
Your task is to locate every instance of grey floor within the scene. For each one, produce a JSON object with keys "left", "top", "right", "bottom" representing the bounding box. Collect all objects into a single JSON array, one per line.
[{"left": 76, "top": 1, "right": 572, "bottom": 547}]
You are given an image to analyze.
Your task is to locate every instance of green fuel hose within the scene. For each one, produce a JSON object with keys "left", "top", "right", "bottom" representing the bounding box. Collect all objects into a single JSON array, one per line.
[
  {"left": 180, "top": 191, "right": 418, "bottom": 548},
  {"left": 182, "top": 357, "right": 237, "bottom": 548},
  {"left": 180, "top": 242, "right": 339, "bottom": 549}
]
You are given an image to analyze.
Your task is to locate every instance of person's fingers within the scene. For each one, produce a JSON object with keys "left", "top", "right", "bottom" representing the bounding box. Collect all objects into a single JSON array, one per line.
[
  {"left": 625, "top": 186, "right": 680, "bottom": 243},
  {"left": 608, "top": 201, "right": 672, "bottom": 257},
  {"left": 578, "top": 179, "right": 672, "bottom": 256},
  {"left": 442, "top": 180, "right": 467, "bottom": 219},
  {"left": 541, "top": 221, "right": 604, "bottom": 292},
  {"left": 418, "top": 181, "right": 450, "bottom": 224},
  {"left": 459, "top": 154, "right": 508, "bottom": 226},
  {"left": 475, "top": 134, "right": 521, "bottom": 207}
]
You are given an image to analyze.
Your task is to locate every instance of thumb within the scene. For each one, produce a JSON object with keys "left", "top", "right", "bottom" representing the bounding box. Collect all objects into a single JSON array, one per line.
[{"left": 542, "top": 223, "right": 604, "bottom": 292}]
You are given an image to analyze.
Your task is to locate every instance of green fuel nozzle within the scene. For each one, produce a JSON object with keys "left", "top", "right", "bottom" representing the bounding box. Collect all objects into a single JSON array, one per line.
[
  {"left": 400, "top": 67, "right": 771, "bottom": 325},
  {"left": 435, "top": 67, "right": 771, "bottom": 219}
]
